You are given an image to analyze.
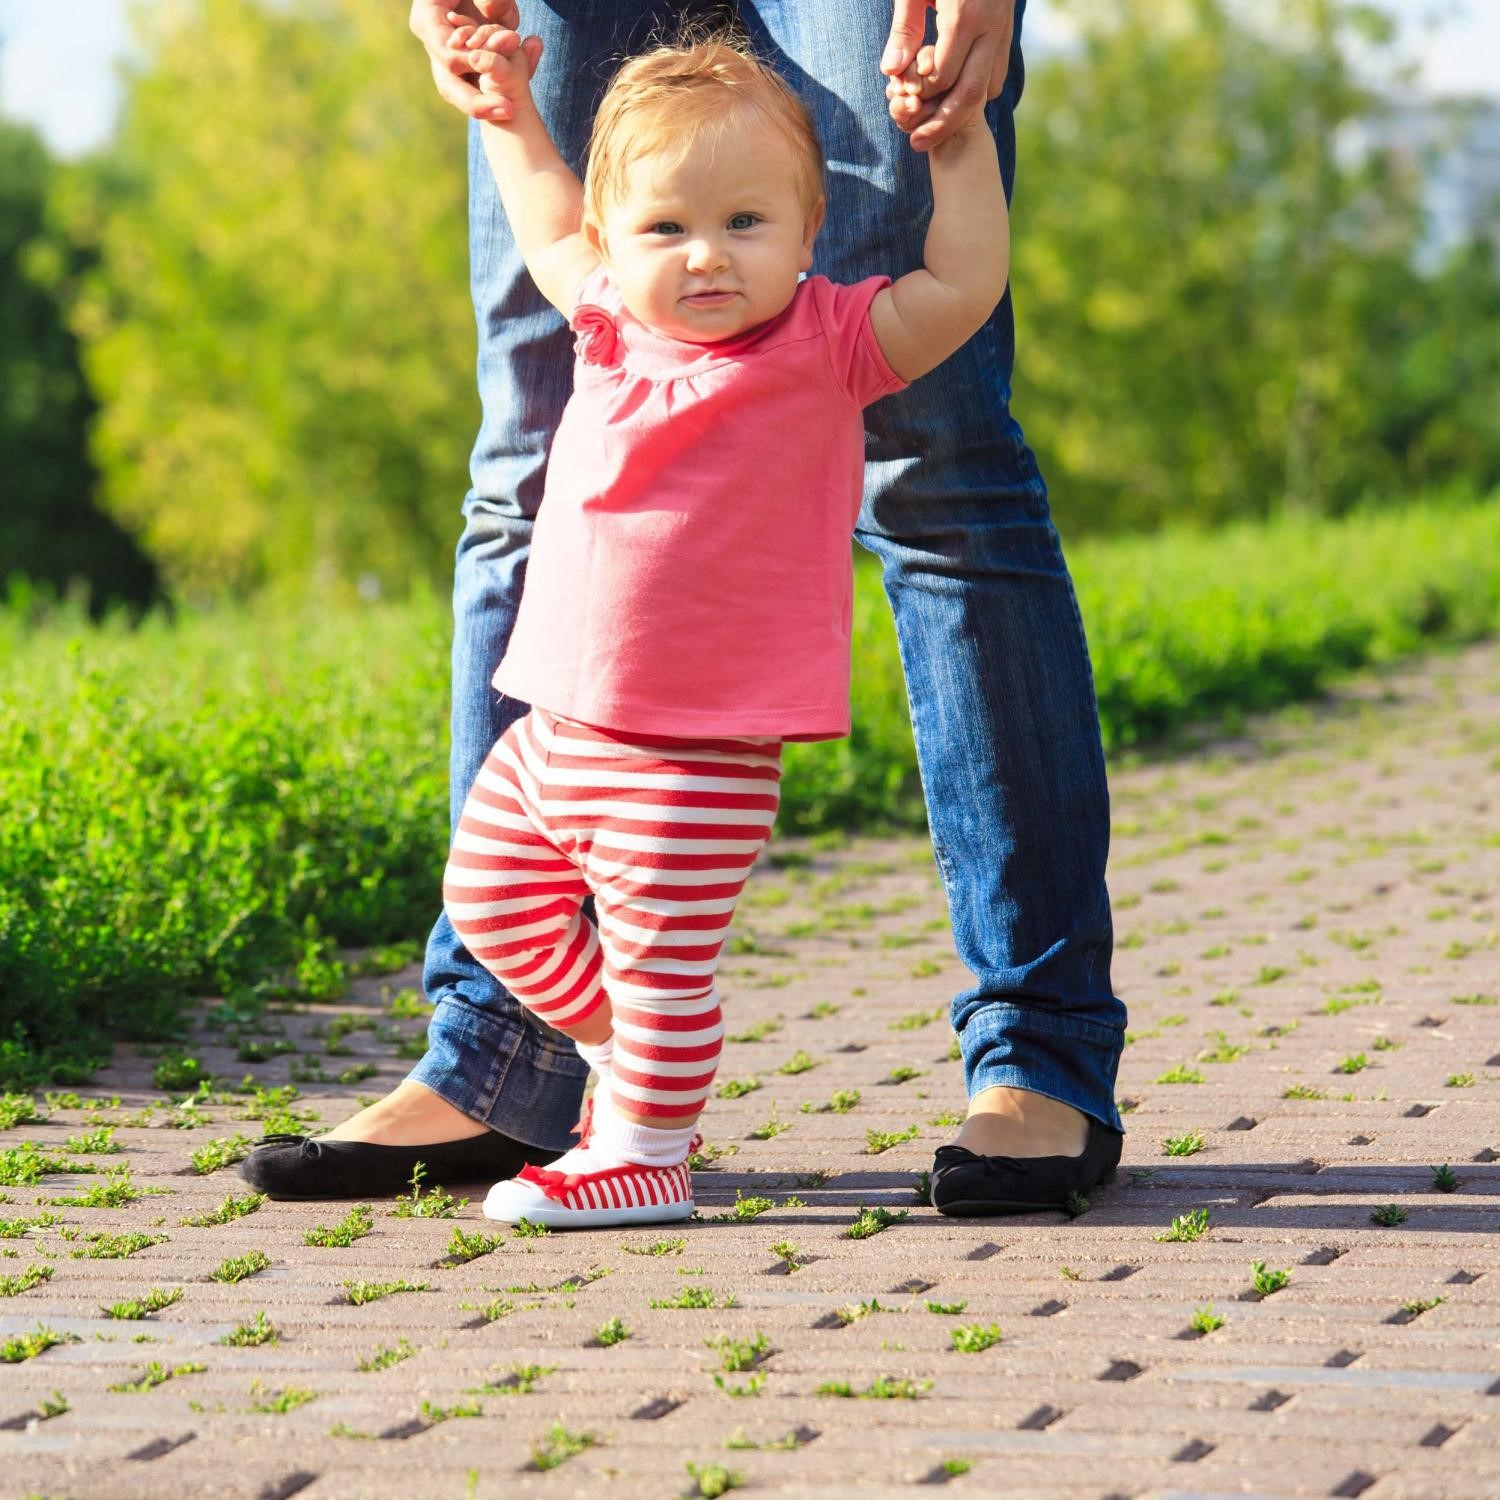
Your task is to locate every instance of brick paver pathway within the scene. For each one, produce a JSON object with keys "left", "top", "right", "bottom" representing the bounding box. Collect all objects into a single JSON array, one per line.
[{"left": 2, "top": 644, "right": 1496, "bottom": 1500}]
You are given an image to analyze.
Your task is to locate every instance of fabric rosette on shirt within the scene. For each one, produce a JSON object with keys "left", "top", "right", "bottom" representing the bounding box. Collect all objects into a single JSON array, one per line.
[{"left": 571, "top": 304, "right": 621, "bottom": 368}]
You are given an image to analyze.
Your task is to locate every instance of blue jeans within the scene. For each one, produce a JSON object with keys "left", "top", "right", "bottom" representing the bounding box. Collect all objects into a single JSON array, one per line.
[{"left": 412, "top": 0, "right": 1126, "bottom": 1152}]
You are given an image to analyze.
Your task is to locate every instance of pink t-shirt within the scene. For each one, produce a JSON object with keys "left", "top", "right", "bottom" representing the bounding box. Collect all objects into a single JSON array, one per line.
[{"left": 492, "top": 266, "right": 908, "bottom": 740}]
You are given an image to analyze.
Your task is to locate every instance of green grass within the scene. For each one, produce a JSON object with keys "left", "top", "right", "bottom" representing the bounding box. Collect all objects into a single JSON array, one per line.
[
  {"left": 950, "top": 1322, "right": 1003, "bottom": 1353},
  {"left": 102, "top": 1286, "right": 183, "bottom": 1319},
  {"left": 1154, "top": 1208, "right": 1212, "bottom": 1242},
  {"left": 343, "top": 1278, "right": 429, "bottom": 1305},
  {"left": 1189, "top": 1304, "right": 1225, "bottom": 1334},
  {"left": 303, "top": 1204, "right": 374, "bottom": 1247},
  {"left": 648, "top": 1285, "right": 738, "bottom": 1310},
  {"left": 219, "top": 1310, "right": 278, "bottom": 1347},
  {"left": 529, "top": 1422, "right": 597, "bottom": 1471},
  {"left": 0, "top": 1325, "right": 80, "bottom": 1362},
  {"left": 67, "top": 1230, "right": 166, "bottom": 1260},
  {"left": 189, "top": 1135, "right": 256, "bottom": 1175},
  {"left": 209, "top": 1249, "right": 271, "bottom": 1283},
  {"left": 865, "top": 1125, "right": 920, "bottom": 1155},
  {"left": 816, "top": 1374, "right": 931, "bottom": 1400},
  {"left": 0, "top": 1212, "right": 64, "bottom": 1238},
  {"left": 357, "top": 1338, "right": 416, "bottom": 1372},
  {"left": 245, "top": 1383, "right": 318, "bottom": 1413},
  {"left": 390, "top": 1162, "right": 466, "bottom": 1218},
  {"left": 1162, "top": 1130, "right": 1205, "bottom": 1156},
  {"left": 444, "top": 1225, "right": 504, "bottom": 1264},
  {"left": 1250, "top": 1260, "right": 1291, "bottom": 1296},
  {"left": 5, "top": 496, "right": 1500, "bottom": 1084},
  {"left": 179, "top": 1191, "right": 266, "bottom": 1227},
  {"left": 845, "top": 1205, "right": 908, "bottom": 1240},
  {"left": 0, "top": 1264, "right": 54, "bottom": 1296},
  {"left": 594, "top": 1316, "right": 631, "bottom": 1347},
  {"left": 108, "top": 1359, "right": 207, "bottom": 1393}
]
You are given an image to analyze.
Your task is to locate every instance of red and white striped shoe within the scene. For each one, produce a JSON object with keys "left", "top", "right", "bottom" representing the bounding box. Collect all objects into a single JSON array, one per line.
[{"left": 481, "top": 1144, "right": 695, "bottom": 1228}]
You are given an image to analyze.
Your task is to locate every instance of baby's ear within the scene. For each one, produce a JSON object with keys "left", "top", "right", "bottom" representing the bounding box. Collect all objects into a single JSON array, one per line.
[{"left": 584, "top": 219, "right": 608, "bottom": 262}]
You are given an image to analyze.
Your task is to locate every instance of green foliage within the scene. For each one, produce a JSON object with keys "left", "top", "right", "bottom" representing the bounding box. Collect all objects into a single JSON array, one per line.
[
  {"left": 1012, "top": 0, "right": 1500, "bottom": 530},
  {"left": 103, "top": 1287, "right": 183, "bottom": 1320},
  {"left": 66, "top": 1230, "right": 166, "bottom": 1260},
  {"left": 594, "top": 1316, "right": 631, "bottom": 1347},
  {"left": 357, "top": 1338, "right": 416, "bottom": 1372},
  {"left": 58, "top": 0, "right": 474, "bottom": 599},
  {"left": 303, "top": 1204, "right": 374, "bottom": 1247},
  {"left": 0, "top": 1326, "right": 80, "bottom": 1362},
  {"left": 529, "top": 1423, "right": 597, "bottom": 1471},
  {"left": 865, "top": 1125, "right": 920, "bottom": 1155},
  {"left": 0, "top": 122, "right": 159, "bottom": 610},
  {"left": 2, "top": 498, "right": 1499, "bottom": 1086},
  {"left": 0, "top": 1264, "right": 54, "bottom": 1297},
  {"left": 1189, "top": 1304, "right": 1225, "bottom": 1334},
  {"left": 343, "top": 1277, "right": 428, "bottom": 1305},
  {"left": 178, "top": 1191, "right": 266, "bottom": 1227},
  {"left": 219, "top": 1310, "right": 278, "bottom": 1347},
  {"left": 108, "top": 1359, "right": 206, "bottom": 1393},
  {"left": 1250, "top": 1260, "right": 1291, "bottom": 1296},
  {"left": 950, "top": 1322, "right": 1003, "bottom": 1353},
  {"left": 444, "top": 1225, "right": 504, "bottom": 1264},
  {"left": 209, "top": 1249, "right": 271, "bottom": 1283},
  {"left": 845, "top": 1206, "right": 908, "bottom": 1240},
  {"left": 1154, "top": 1208, "right": 1212, "bottom": 1242},
  {"left": 189, "top": 1136, "right": 256, "bottom": 1175}
]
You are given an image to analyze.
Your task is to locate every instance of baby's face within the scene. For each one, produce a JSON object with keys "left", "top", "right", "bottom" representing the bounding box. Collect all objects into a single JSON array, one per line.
[{"left": 590, "top": 110, "right": 824, "bottom": 344}]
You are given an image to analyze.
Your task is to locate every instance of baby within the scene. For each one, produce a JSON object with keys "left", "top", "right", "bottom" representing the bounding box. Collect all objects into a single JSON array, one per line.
[{"left": 439, "top": 18, "right": 1009, "bottom": 1228}]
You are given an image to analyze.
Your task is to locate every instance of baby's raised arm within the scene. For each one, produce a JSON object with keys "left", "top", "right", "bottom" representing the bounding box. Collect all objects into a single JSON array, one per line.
[
  {"left": 452, "top": 19, "right": 600, "bottom": 317},
  {"left": 866, "top": 109, "right": 1010, "bottom": 384}
]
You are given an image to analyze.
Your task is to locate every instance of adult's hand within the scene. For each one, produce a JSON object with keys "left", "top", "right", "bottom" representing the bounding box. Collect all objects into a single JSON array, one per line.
[
  {"left": 410, "top": 0, "right": 533, "bottom": 120},
  {"left": 881, "top": 0, "right": 1015, "bottom": 152}
]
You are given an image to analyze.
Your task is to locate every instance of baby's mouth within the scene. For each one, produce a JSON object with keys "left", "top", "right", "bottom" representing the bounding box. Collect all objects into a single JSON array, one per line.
[{"left": 684, "top": 289, "right": 737, "bottom": 304}]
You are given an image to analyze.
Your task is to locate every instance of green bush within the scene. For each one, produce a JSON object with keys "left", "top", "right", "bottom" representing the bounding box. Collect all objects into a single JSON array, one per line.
[{"left": 1, "top": 494, "right": 1496, "bottom": 1084}]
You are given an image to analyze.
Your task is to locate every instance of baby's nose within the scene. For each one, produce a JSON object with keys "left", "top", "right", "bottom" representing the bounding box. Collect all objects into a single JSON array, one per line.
[{"left": 685, "top": 237, "right": 728, "bottom": 271}]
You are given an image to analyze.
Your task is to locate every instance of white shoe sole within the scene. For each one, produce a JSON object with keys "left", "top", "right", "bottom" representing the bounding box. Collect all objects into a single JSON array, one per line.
[{"left": 482, "top": 1186, "right": 696, "bottom": 1229}]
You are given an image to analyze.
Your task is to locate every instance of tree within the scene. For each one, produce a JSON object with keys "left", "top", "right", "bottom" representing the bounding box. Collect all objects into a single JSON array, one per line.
[
  {"left": 0, "top": 118, "right": 159, "bottom": 610},
  {"left": 1009, "top": 0, "right": 1478, "bottom": 531},
  {"left": 65, "top": 0, "right": 475, "bottom": 598}
]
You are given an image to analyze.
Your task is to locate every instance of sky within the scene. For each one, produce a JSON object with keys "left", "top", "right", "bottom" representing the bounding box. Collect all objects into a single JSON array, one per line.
[{"left": 1, "top": 0, "right": 1497, "bottom": 158}]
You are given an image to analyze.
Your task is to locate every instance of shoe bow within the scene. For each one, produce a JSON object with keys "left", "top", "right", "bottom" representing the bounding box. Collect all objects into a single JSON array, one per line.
[{"left": 932, "top": 1144, "right": 1030, "bottom": 1177}]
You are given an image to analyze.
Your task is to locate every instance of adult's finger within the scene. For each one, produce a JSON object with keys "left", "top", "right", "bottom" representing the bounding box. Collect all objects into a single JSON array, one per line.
[
  {"left": 908, "top": 42, "right": 994, "bottom": 150},
  {"left": 882, "top": 0, "right": 932, "bottom": 77},
  {"left": 924, "top": 0, "right": 1008, "bottom": 95}
]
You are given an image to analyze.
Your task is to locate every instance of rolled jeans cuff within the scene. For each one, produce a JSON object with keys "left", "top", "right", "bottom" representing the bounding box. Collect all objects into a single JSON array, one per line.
[
  {"left": 957, "top": 1002, "right": 1126, "bottom": 1135},
  {"left": 405, "top": 992, "right": 589, "bottom": 1154}
]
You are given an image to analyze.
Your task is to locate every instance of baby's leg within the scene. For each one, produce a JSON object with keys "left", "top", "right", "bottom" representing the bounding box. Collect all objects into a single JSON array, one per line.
[
  {"left": 441, "top": 712, "right": 604, "bottom": 1041},
  {"left": 480, "top": 717, "right": 782, "bottom": 1227}
]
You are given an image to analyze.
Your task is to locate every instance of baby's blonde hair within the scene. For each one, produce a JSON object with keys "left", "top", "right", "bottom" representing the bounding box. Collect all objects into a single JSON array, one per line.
[{"left": 582, "top": 27, "right": 825, "bottom": 231}]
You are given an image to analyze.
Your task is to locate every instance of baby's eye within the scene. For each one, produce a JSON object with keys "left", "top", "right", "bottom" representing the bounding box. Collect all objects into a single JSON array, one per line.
[
  {"left": 728, "top": 213, "right": 758, "bottom": 230},
  {"left": 648, "top": 222, "right": 682, "bottom": 236}
]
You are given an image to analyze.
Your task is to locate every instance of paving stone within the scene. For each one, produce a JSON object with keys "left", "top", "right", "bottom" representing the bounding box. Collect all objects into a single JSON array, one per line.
[{"left": 0, "top": 643, "right": 1495, "bottom": 1497}]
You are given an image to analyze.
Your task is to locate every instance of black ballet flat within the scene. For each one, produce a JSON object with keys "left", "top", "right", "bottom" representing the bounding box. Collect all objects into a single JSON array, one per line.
[
  {"left": 929, "top": 1116, "right": 1124, "bottom": 1216},
  {"left": 237, "top": 1130, "right": 560, "bottom": 1201}
]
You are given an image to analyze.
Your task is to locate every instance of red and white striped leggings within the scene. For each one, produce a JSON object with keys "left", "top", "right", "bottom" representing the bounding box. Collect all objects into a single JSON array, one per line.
[{"left": 442, "top": 708, "right": 782, "bottom": 1125}]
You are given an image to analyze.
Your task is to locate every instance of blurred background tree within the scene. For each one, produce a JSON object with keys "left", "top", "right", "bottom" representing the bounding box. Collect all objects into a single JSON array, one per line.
[
  {"left": 54, "top": 0, "right": 474, "bottom": 601},
  {"left": 2, "top": 0, "right": 1497, "bottom": 602},
  {"left": 0, "top": 118, "right": 158, "bottom": 610},
  {"left": 1011, "top": 0, "right": 1500, "bottom": 530}
]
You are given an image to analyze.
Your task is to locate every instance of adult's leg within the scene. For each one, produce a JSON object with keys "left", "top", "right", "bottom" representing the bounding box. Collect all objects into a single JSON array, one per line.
[
  {"left": 332, "top": 3, "right": 694, "bottom": 1157},
  {"left": 744, "top": 0, "right": 1126, "bottom": 1159}
]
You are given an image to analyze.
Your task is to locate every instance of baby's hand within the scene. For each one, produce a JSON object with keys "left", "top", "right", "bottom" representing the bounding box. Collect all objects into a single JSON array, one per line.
[
  {"left": 446, "top": 14, "right": 543, "bottom": 123},
  {"left": 885, "top": 45, "right": 940, "bottom": 134}
]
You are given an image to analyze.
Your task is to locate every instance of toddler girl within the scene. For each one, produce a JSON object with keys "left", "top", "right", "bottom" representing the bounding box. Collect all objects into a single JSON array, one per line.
[{"left": 440, "top": 19, "right": 1009, "bottom": 1228}]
